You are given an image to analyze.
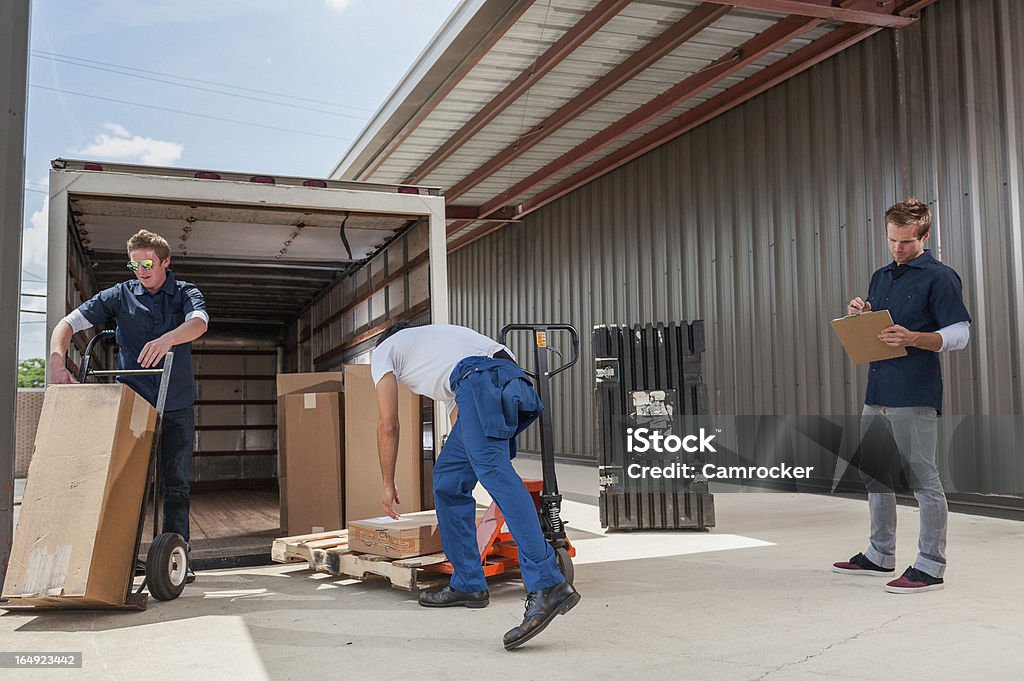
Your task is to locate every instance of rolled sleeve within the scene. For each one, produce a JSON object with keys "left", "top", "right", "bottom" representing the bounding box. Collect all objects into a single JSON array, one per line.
[
  {"left": 77, "top": 285, "right": 121, "bottom": 326},
  {"left": 61, "top": 309, "right": 94, "bottom": 333},
  {"left": 181, "top": 283, "right": 208, "bottom": 325}
]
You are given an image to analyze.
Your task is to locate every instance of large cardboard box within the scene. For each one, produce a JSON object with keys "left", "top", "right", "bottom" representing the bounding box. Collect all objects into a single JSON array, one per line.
[
  {"left": 347, "top": 511, "right": 443, "bottom": 559},
  {"left": 3, "top": 384, "right": 156, "bottom": 607},
  {"left": 342, "top": 364, "right": 422, "bottom": 525},
  {"left": 278, "top": 366, "right": 422, "bottom": 535},
  {"left": 282, "top": 391, "right": 344, "bottom": 535},
  {"left": 276, "top": 372, "right": 343, "bottom": 532}
]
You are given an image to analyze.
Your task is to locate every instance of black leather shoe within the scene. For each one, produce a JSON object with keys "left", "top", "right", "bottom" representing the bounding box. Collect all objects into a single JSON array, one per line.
[
  {"left": 503, "top": 580, "right": 581, "bottom": 650},
  {"left": 418, "top": 585, "right": 489, "bottom": 608},
  {"left": 185, "top": 567, "right": 196, "bottom": 584}
]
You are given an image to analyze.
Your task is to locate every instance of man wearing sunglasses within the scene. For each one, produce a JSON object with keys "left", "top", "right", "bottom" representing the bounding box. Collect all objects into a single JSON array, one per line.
[{"left": 47, "top": 229, "right": 209, "bottom": 583}]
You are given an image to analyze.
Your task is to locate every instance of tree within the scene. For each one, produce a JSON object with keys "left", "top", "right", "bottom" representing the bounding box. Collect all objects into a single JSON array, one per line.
[{"left": 17, "top": 358, "right": 46, "bottom": 388}]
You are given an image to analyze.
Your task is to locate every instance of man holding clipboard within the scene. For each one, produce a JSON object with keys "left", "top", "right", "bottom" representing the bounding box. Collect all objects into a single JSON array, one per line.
[{"left": 832, "top": 198, "right": 971, "bottom": 594}]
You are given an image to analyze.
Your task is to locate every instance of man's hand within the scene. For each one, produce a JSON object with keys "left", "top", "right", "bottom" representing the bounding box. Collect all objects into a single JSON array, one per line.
[
  {"left": 138, "top": 335, "right": 173, "bottom": 368},
  {"left": 48, "top": 365, "right": 79, "bottom": 385},
  {"left": 848, "top": 297, "right": 872, "bottom": 316},
  {"left": 381, "top": 485, "right": 401, "bottom": 519},
  {"left": 878, "top": 324, "right": 916, "bottom": 347}
]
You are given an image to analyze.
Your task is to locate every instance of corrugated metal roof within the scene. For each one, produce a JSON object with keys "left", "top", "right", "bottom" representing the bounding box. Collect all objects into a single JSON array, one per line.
[{"left": 333, "top": 0, "right": 937, "bottom": 248}]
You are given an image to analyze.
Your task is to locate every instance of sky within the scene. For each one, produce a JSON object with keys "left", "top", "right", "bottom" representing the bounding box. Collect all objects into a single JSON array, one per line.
[{"left": 17, "top": 0, "right": 463, "bottom": 360}]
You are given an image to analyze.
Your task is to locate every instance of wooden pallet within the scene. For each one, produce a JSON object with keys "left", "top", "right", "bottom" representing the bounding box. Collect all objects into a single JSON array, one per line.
[{"left": 272, "top": 530, "right": 448, "bottom": 591}]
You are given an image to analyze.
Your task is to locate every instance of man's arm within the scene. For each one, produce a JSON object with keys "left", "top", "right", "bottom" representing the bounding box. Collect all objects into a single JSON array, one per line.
[
  {"left": 375, "top": 372, "right": 402, "bottom": 519},
  {"left": 877, "top": 325, "right": 942, "bottom": 351},
  {"left": 47, "top": 320, "right": 79, "bottom": 384},
  {"left": 878, "top": 322, "right": 969, "bottom": 352},
  {"left": 138, "top": 317, "right": 208, "bottom": 368}
]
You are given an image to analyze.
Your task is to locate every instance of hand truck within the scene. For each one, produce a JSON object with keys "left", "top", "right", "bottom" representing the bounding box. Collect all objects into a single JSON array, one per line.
[{"left": 79, "top": 329, "right": 188, "bottom": 605}]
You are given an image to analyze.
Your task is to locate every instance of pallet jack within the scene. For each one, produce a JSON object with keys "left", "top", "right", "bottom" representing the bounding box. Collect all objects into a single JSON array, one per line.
[
  {"left": 78, "top": 329, "right": 188, "bottom": 606},
  {"left": 430, "top": 324, "right": 579, "bottom": 584}
]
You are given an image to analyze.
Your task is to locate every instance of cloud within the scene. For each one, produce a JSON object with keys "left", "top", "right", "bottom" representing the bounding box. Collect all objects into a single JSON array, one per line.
[
  {"left": 19, "top": 195, "right": 50, "bottom": 360},
  {"left": 76, "top": 123, "right": 183, "bottom": 166},
  {"left": 324, "top": 0, "right": 352, "bottom": 13},
  {"left": 22, "top": 197, "right": 49, "bottom": 280}
]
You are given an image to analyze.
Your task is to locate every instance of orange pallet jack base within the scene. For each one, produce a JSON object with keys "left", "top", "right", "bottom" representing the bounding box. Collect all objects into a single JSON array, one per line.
[{"left": 427, "top": 478, "right": 575, "bottom": 580}]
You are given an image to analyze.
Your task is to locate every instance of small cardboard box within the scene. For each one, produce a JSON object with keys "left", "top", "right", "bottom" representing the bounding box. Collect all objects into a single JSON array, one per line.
[
  {"left": 2, "top": 384, "right": 156, "bottom": 607},
  {"left": 347, "top": 511, "right": 443, "bottom": 559}
]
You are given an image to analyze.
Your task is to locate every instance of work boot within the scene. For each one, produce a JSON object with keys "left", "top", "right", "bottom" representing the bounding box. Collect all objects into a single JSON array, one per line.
[
  {"left": 503, "top": 580, "right": 581, "bottom": 650},
  {"left": 418, "top": 585, "right": 489, "bottom": 608}
]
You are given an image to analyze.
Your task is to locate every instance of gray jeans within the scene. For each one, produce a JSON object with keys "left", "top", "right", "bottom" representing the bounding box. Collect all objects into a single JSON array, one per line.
[{"left": 860, "top": 405, "right": 947, "bottom": 578}]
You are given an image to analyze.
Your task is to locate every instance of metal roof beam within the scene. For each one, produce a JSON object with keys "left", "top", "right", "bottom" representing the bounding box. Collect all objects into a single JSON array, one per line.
[
  {"left": 444, "top": 2, "right": 733, "bottom": 203},
  {"left": 448, "top": 19, "right": 886, "bottom": 252},
  {"left": 351, "top": 0, "right": 535, "bottom": 181},
  {"left": 512, "top": 22, "right": 883, "bottom": 222},
  {"left": 703, "top": 0, "right": 915, "bottom": 28},
  {"left": 895, "top": 0, "right": 939, "bottom": 14},
  {"left": 469, "top": 12, "right": 822, "bottom": 221},
  {"left": 404, "top": 0, "right": 633, "bottom": 185},
  {"left": 445, "top": 204, "right": 480, "bottom": 220}
]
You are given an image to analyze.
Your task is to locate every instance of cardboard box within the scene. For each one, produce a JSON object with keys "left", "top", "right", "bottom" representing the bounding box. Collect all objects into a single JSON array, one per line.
[
  {"left": 342, "top": 365, "right": 422, "bottom": 525},
  {"left": 347, "top": 511, "right": 443, "bottom": 559},
  {"left": 276, "top": 372, "right": 343, "bottom": 532},
  {"left": 276, "top": 367, "right": 423, "bottom": 535},
  {"left": 3, "top": 384, "right": 156, "bottom": 607},
  {"left": 282, "top": 391, "right": 344, "bottom": 535},
  {"left": 274, "top": 364, "right": 421, "bottom": 532}
]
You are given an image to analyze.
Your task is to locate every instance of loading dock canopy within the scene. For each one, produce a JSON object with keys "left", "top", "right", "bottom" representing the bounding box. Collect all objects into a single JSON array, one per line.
[
  {"left": 333, "top": 0, "right": 936, "bottom": 251},
  {"left": 51, "top": 158, "right": 444, "bottom": 328}
]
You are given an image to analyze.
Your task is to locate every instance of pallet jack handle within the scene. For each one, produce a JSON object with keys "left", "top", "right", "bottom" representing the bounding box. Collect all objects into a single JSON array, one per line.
[
  {"left": 498, "top": 324, "right": 579, "bottom": 544},
  {"left": 499, "top": 324, "right": 580, "bottom": 379}
]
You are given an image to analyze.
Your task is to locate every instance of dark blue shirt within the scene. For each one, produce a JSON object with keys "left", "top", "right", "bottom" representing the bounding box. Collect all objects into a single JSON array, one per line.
[
  {"left": 78, "top": 271, "right": 207, "bottom": 411},
  {"left": 864, "top": 250, "right": 970, "bottom": 413}
]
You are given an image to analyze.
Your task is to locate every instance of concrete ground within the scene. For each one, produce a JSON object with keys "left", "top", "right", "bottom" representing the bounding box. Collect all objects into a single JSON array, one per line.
[{"left": 3, "top": 458, "right": 1023, "bottom": 681}]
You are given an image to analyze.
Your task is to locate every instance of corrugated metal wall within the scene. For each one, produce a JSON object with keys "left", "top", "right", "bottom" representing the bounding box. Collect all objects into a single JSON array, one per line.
[{"left": 449, "top": 0, "right": 1024, "bottom": 460}]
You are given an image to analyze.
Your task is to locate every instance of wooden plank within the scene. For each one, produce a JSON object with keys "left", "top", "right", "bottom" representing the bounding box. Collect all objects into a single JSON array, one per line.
[
  {"left": 273, "top": 527, "right": 452, "bottom": 591},
  {"left": 392, "top": 552, "right": 448, "bottom": 568},
  {"left": 271, "top": 529, "right": 349, "bottom": 563},
  {"left": 275, "top": 529, "right": 348, "bottom": 544},
  {"left": 317, "top": 548, "right": 445, "bottom": 590}
]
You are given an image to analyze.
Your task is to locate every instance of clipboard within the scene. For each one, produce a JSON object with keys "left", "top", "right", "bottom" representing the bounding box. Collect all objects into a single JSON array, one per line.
[{"left": 830, "top": 310, "right": 908, "bottom": 364}]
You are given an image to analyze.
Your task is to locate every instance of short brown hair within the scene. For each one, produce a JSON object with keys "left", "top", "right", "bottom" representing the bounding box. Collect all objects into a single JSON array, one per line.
[
  {"left": 885, "top": 197, "right": 932, "bottom": 238},
  {"left": 126, "top": 229, "right": 171, "bottom": 260}
]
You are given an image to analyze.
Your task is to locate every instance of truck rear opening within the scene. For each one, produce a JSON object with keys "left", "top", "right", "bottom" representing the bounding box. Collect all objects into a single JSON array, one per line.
[{"left": 46, "top": 158, "right": 449, "bottom": 566}]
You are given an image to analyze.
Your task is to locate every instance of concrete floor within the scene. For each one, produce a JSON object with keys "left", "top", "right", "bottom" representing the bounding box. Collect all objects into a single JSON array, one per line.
[{"left": 3, "top": 458, "right": 1024, "bottom": 681}]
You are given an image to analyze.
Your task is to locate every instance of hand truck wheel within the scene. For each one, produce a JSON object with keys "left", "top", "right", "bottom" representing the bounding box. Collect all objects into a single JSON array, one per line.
[
  {"left": 146, "top": 532, "right": 188, "bottom": 601},
  {"left": 555, "top": 546, "right": 574, "bottom": 585}
]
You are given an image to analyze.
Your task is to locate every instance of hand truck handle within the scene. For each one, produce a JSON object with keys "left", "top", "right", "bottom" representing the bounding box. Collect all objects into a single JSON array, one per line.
[{"left": 78, "top": 329, "right": 117, "bottom": 382}]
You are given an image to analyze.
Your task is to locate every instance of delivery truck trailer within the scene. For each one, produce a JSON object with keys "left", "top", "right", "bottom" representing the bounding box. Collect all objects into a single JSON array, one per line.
[{"left": 43, "top": 158, "right": 450, "bottom": 567}]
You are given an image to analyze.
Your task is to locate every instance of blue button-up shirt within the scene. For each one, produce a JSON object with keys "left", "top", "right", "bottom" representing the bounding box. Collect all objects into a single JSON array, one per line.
[
  {"left": 78, "top": 271, "right": 207, "bottom": 411},
  {"left": 864, "top": 249, "right": 970, "bottom": 413}
]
